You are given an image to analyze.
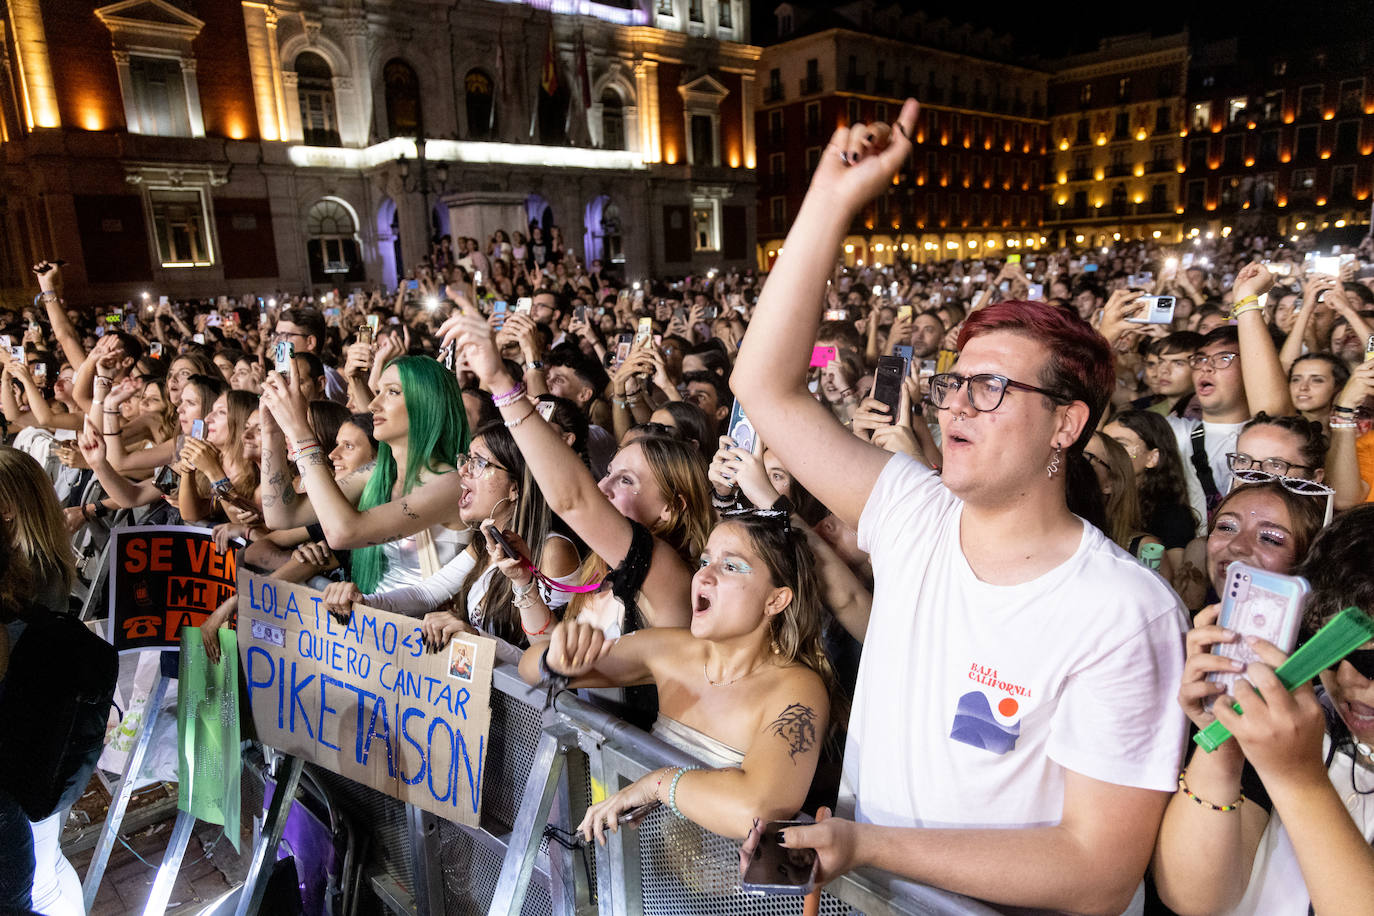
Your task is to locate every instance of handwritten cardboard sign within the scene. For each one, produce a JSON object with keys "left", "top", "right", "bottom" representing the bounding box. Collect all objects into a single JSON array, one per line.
[
  {"left": 108, "top": 526, "right": 238, "bottom": 653},
  {"left": 237, "top": 572, "right": 495, "bottom": 826}
]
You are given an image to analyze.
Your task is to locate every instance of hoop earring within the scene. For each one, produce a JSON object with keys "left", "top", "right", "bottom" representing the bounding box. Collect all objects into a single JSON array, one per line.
[{"left": 1046, "top": 445, "right": 1063, "bottom": 478}]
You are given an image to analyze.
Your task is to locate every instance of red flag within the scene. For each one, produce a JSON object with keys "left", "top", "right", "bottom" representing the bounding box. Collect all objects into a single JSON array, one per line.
[
  {"left": 541, "top": 29, "right": 559, "bottom": 96},
  {"left": 576, "top": 31, "right": 591, "bottom": 109}
]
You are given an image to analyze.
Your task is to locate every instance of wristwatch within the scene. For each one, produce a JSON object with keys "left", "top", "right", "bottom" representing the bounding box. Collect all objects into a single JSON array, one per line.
[{"left": 524, "top": 360, "right": 544, "bottom": 371}]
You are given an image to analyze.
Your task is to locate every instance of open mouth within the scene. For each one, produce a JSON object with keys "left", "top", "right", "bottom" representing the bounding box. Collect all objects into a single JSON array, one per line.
[
  {"left": 1196, "top": 380, "right": 1216, "bottom": 397},
  {"left": 693, "top": 592, "right": 712, "bottom": 615},
  {"left": 459, "top": 487, "right": 474, "bottom": 510}
]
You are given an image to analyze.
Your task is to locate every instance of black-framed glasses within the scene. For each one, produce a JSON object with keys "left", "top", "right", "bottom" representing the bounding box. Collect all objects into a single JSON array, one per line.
[
  {"left": 458, "top": 452, "right": 507, "bottom": 476},
  {"left": 1188, "top": 351, "right": 1239, "bottom": 371},
  {"left": 928, "top": 372, "right": 1070, "bottom": 412},
  {"left": 1226, "top": 452, "right": 1313, "bottom": 477},
  {"left": 1330, "top": 649, "right": 1374, "bottom": 680}
]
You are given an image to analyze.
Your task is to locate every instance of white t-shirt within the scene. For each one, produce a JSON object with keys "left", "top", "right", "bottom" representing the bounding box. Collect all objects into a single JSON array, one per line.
[
  {"left": 1167, "top": 416, "right": 1246, "bottom": 535},
  {"left": 1224, "top": 737, "right": 1374, "bottom": 915},
  {"left": 841, "top": 453, "right": 1188, "bottom": 836}
]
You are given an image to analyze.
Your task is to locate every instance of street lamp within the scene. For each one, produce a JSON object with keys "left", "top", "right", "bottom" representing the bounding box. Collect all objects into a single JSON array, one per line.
[{"left": 396, "top": 138, "right": 449, "bottom": 243}]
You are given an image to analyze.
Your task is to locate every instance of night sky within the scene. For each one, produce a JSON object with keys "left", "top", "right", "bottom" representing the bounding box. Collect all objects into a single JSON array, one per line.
[{"left": 750, "top": 0, "right": 1373, "bottom": 59}]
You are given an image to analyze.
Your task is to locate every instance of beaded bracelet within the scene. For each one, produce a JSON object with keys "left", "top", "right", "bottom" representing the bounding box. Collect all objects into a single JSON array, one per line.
[
  {"left": 505, "top": 406, "right": 535, "bottom": 429},
  {"left": 1177, "top": 771, "right": 1243, "bottom": 812},
  {"left": 492, "top": 381, "right": 526, "bottom": 407},
  {"left": 667, "top": 766, "right": 700, "bottom": 819},
  {"left": 1330, "top": 418, "right": 1359, "bottom": 430}
]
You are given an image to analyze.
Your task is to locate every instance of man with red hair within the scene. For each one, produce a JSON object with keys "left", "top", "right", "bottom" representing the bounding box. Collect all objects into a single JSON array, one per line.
[{"left": 732, "top": 99, "right": 1187, "bottom": 915}]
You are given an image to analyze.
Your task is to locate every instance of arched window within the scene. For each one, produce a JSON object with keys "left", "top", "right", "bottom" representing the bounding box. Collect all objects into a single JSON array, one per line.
[
  {"left": 465, "top": 69, "right": 495, "bottom": 139},
  {"left": 600, "top": 89, "right": 625, "bottom": 150},
  {"left": 384, "top": 59, "right": 423, "bottom": 138},
  {"left": 306, "top": 198, "right": 363, "bottom": 284},
  {"left": 296, "top": 52, "right": 339, "bottom": 147}
]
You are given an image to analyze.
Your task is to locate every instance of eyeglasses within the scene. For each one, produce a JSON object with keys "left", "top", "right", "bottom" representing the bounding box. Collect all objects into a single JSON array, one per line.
[
  {"left": 458, "top": 453, "right": 507, "bottom": 476},
  {"left": 928, "top": 372, "right": 1070, "bottom": 413},
  {"left": 1226, "top": 452, "right": 1314, "bottom": 477},
  {"left": 1330, "top": 649, "right": 1374, "bottom": 680},
  {"left": 1187, "top": 351, "right": 1239, "bottom": 371},
  {"left": 1228, "top": 468, "right": 1335, "bottom": 524}
]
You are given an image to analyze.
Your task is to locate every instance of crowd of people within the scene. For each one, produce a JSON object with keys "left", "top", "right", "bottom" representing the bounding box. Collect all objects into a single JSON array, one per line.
[{"left": 0, "top": 96, "right": 1372, "bottom": 915}]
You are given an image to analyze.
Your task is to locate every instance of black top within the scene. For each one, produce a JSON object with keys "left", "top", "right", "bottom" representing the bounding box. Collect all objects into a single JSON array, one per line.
[{"left": 1146, "top": 501, "right": 1197, "bottom": 551}]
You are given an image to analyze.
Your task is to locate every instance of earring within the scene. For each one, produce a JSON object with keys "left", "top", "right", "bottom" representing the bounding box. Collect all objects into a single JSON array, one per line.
[{"left": 1046, "top": 445, "right": 1063, "bottom": 478}]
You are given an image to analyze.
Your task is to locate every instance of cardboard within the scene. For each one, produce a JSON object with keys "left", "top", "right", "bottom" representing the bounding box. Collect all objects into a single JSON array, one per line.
[
  {"left": 237, "top": 572, "right": 494, "bottom": 826},
  {"left": 108, "top": 526, "right": 238, "bottom": 653}
]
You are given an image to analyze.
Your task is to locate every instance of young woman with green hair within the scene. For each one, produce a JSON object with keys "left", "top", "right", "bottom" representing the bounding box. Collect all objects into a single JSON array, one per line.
[{"left": 259, "top": 355, "right": 470, "bottom": 592}]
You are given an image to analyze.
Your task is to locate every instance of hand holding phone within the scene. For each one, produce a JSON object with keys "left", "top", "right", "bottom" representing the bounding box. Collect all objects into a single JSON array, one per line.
[
  {"left": 809, "top": 345, "right": 838, "bottom": 368},
  {"left": 741, "top": 820, "right": 818, "bottom": 896},
  {"left": 1206, "top": 563, "right": 1309, "bottom": 703}
]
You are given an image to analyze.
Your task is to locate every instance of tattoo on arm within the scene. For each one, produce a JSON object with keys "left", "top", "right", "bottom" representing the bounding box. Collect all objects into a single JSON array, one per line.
[
  {"left": 767, "top": 703, "right": 818, "bottom": 763},
  {"left": 401, "top": 498, "right": 419, "bottom": 520}
]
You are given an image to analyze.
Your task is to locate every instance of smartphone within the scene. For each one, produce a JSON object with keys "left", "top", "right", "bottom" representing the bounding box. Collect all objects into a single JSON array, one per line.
[
  {"left": 492, "top": 300, "right": 509, "bottom": 329},
  {"left": 1007, "top": 253, "right": 1021, "bottom": 264},
  {"left": 535, "top": 400, "right": 556, "bottom": 422},
  {"left": 124, "top": 311, "right": 137, "bottom": 332},
  {"left": 9, "top": 346, "right": 23, "bottom": 362},
  {"left": 727, "top": 400, "right": 758, "bottom": 455},
  {"left": 153, "top": 464, "right": 178, "bottom": 497},
  {"left": 809, "top": 345, "right": 838, "bottom": 368},
  {"left": 274, "top": 341, "right": 294, "bottom": 375},
  {"left": 871, "top": 356, "right": 905, "bottom": 422},
  {"left": 1082, "top": 263, "right": 1099, "bottom": 273},
  {"left": 484, "top": 525, "right": 521, "bottom": 561},
  {"left": 33, "top": 363, "right": 46, "bottom": 383},
  {"left": 635, "top": 316, "right": 653, "bottom": 346},
  {"left": 706, "top": 305, "right": 719, "bottom": 320},
  {"left": 1126, "top": 296, "right": 1176, "bottom": 325},
  {"left": 574, "top": 305, "right": 588, "bottom": 323},
  {"left": 672, "top": 306, "right": 686, "bottom": 323},
  {"left": 919, "top": 358, "right": 937, "bottom": 379},
  {"left": 822, "top": 309, "right": 848, "bottom": 321},
  {"left": 616, "top": 801, "right": 659, "bottom": 826},
  {"left": 515, "top": 297, "right": 533, "bottom": 314},
  {"left": 613, "top": 332, "right": 633, "bottom": 368},
  {"left": 190, "top": 419, "right": 206, "bottom": 440},
  {"left": 897, "top": 304, "right": 913, "bottom": 322},
  {"left": 406, "top": 279, "right": 419, "bottom": 291},
  {"left": 207, "top": 310, "right": 221, "bottom": 327},
  {"left": 192, "top": 333, "right": 205, "bottom": 344},
  {"left": 1265, "top": 261, "right": 1293, "bottom": 277},
  {"left": 1365, "top": 334, "right": 1374, "bottom": 363},
  {"left": 1206, "top": 562, "right": 1310, "bottom": 701},
  {"left": 150, "top": 341, "right": 163, "bottom": 358},
  {"left": 1312, "top": 255, "right": 1341, "bottom": 277},
  {"left": 741, "top": 820, "right": 818, "bottom": 897},
  {"left": 0, "top": 335, "right": 10, "bottom": 350},
  {"left": 1028, "top": 283, "right": 1045, "bottom": 300},
  {"left": 439, "top": 344, "right": 455, "bottom": 371}
]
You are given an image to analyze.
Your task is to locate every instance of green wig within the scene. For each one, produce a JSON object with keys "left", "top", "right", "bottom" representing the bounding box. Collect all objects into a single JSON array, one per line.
[{"left": 351, "top": 356, "right": 470, "bottom": 592}]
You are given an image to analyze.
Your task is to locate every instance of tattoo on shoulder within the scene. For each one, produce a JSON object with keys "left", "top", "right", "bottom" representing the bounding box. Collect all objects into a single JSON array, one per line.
[{"left": 767, "top": 703, "right": 817, "bottom": 763}]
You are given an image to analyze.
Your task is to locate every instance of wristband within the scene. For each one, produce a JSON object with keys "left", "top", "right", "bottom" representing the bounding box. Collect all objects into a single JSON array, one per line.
[
  {"left": 492, "top": 381, "right": 526, "bottom": 407},
  {"left": 286, "top": 439, "right": 320, "bottom": 461},
  {"left": 210, "top": 476, "right": 231, "bottom": 493},
  {"left": 524, "top": 360, "right": 544, "bottom": 371},
  {"left": 1331, "top": 405, "right": 1357, "bottom": 415},
  {"left": 1329, "top": 418, "right": 1359, "bottom": 430},
  {"left": 1229, "top": 295, "right": 1261, "bottom": 319}
]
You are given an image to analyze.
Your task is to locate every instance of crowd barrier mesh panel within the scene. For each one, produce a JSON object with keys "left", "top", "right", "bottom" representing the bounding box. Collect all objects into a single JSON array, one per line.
[
  {"left": 437, "top": 817, "right": 555, "bottom": 916},
  {"left": 484, "top": 687, "right": 549, "bottom": 831},
  {"left": 309, "top": 767, "right": 416, "bottom": 893},
  {"left": 636, "top": 804, "right": 857, "bottom": 916}
]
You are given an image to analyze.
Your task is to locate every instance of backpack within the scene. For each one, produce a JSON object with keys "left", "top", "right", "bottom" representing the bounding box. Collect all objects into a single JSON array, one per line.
[{"left": 0, "top": 612, "right": 119, "bottom": 819}]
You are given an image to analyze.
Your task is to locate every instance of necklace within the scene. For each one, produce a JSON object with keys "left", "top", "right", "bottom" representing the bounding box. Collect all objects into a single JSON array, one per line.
[{"left": 702, "top": 660, "right": 763, "bottom": 688}]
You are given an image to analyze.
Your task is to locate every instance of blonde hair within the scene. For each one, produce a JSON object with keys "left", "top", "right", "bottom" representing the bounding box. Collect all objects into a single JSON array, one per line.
[
  {"left": 0, "top": 447, "right": 75, "bottom": 596},
  {"left": 194, "top": 390, "right": 261, "bottom": 499}
]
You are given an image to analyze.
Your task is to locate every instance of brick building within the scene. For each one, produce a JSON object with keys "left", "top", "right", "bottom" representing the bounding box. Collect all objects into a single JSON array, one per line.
[
  {"left": 754, "top": 2, "right": 1050, "bottom": 268},
  {"left": 1044, "top": 33, "right": 1190, "bottom": 250},
  {"left": 0, "top": 0, "right": 760, "bottom": 303},
  {"left": 1180, "top": 36, "right": 1374, "bottom": 242}
]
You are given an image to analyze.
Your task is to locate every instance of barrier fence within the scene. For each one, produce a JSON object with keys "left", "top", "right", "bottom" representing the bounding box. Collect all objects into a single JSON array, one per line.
[{"left": 231, "top": 662, "right": 1003, "bottom": 916}]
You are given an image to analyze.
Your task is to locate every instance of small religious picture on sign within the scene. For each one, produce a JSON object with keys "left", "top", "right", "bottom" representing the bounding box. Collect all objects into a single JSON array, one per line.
[{"left": 448, "top": 639, "right": 476, "bottom": 682}]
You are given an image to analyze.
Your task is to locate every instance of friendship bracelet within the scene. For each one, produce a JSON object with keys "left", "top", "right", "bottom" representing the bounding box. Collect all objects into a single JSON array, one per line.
[
  {"left": 1329, "top": 418, "right": 1359, "bottom": 430},
  {"left": 504, "top": 406, "right": 536, "bottom": 429},
  {"left": 1230, "top": 302, "right": 1263, "bottom": 320},
  {"left": 491, "top": 381, "right": 526, "bottom": 407},
  {"left": 520, "top": 610, "right": 553, "bottom": 637},
  {"left": 286, "top": 439, "right": 320, "bottom": 461},
  {"left": 292, "top": 445, "right": 324, "bottom": 467},
  {"left": 1331, "top": 405, "right": 1358, "bottom": 415},
  {"left": 667, "top": 766, "right": 700, "bottom": 819},
  {"left": 1177, "top": 771, "right": 1244, "bottom": 812}
]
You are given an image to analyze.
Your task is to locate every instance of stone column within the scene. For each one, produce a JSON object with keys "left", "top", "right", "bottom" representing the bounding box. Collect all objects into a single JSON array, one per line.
[
  {"left": 111, "top": 50, "right": 141, "bottom": 133},
  {"left": 180, "top": 57, "right": 206, "bottom": 137}
]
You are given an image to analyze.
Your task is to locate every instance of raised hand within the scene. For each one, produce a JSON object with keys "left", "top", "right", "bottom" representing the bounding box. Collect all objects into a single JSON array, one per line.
[{"left": 806, "top": 98, "right": 919, "bottom": 217}]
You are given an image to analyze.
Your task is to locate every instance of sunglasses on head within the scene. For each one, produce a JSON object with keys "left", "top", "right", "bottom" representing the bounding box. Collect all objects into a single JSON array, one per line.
[{"left": 1332, "top": 649, "right": 1374, "bottom": 680}]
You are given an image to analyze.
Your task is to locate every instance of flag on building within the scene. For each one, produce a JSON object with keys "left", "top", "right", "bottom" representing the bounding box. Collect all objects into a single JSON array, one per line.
[
  {"left": 541, "top": 29, "right": 559, "bottom": 96},
  {"left": 576, "top": 30, "right": 592, "bottom": 109}
]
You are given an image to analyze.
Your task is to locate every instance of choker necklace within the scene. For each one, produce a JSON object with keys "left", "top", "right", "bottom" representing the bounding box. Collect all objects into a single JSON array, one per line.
[{"left": 703, "top": 660, "right": 763, "bottom": 688}]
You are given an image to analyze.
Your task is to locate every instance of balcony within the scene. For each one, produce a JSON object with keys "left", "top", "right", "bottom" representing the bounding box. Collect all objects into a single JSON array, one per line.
[
  {"left": 972, "top": 93, "right": 989, "bottom": 110},
  {"left": 950, "top": 89, "right": 968, "bottom": 107},
  {"left": 1069, "top": 167, "right": 1093, "bottom": 181},
  {"left": 925, "top": 85, "right": 945, "bottom": 104},
  {"left": 764, "top": 83, "right": 784, "bottom": 104},
  {"left": 799, "top": 75, "right": 822, "bottom": 96},
  {"left": 1148, "top": 158, "right": 1174, "bottom": 174},
  {"left": 874, "top": 76, "right": 895, "bottom": 97},
  {"left": 1108, "top": 163, "right": 1133, "bottom": 177},
  {"left": 844, "top": 72, "right": 867, "bottom": 93}
]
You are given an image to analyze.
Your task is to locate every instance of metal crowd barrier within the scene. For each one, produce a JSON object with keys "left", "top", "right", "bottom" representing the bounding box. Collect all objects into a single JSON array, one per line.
[{"left": 294, "top": 662, "right": 1002, "bottom": 916}]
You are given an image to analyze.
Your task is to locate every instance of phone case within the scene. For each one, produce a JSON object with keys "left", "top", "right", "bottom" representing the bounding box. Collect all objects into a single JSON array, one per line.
[
  {"left": 1207, "top": 562, "right": 1310, "bottom": 697},
  {"left": 728, "top": 400, "right": 757, "bottom": 454},
  {"left": 742, "top": 820, "right": 817, "bottom": 896},
  {"left": 871, "top": 358, "right": 905, "bottom": 417}
]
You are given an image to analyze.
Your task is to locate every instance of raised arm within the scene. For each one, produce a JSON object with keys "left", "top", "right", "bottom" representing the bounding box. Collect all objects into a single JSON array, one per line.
[
  {"left": 33, "top": 262, "right": 86, "bottom": 369},
  {"left": 445, "top": 307, "right": 692, "bottom": 625},
  {"left": 1230, "top": 263, "right": 1294, "bottom": 416},
  {"left": 1277, "top": 278, "right": 1325, "bottom": 371},
  {"left": 1326, "top": 363, "right": 1373, "bottom": 509},
  {"left": 730, "top": 100, "right": 921, "bottom": 530},
  {"left": 75, "top": 420, "right": 165, "bottom": 508}
]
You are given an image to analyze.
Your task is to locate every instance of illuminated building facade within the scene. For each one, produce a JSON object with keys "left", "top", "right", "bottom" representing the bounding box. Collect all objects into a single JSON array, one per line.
[
  {"left": 0, "top": 0, "right": 759, "bottom": 301},
  {"left": 755, "top": 4, "right": 1051, "bottom": 268},
  {"left": 1180, "top": 37, "right": 1374, "bottom": 242},
  {"left": 1045, "top": 33, "right": 1189, "bottom": 249}
]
